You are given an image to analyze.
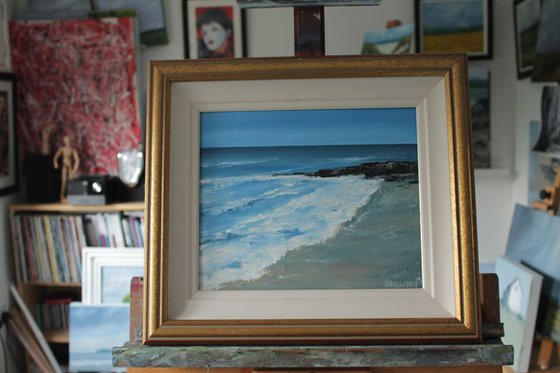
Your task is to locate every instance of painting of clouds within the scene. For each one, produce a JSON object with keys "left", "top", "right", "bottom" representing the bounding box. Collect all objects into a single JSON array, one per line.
[
  {"left": 496, "top": 256, "right": 542, "bottom": 373},
  {"left": 69, "top": 303, "right": 129, "bottom": 372},
  {"left": 418, "top": 0, "right": 489, "bottom": 57}
]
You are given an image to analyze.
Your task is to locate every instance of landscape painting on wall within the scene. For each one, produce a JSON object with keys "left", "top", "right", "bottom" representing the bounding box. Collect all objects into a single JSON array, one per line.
[
  {"left": 416, "top": 0, "right": 491, "bottom": 58},
  {"left": 199, "top": 107, "right": 422, "bottom": 291}
]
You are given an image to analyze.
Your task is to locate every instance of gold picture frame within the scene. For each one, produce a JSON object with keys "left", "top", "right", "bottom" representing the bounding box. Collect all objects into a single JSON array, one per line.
[{"left": 144, "top": 55, "right": 481, "bottom": 345}]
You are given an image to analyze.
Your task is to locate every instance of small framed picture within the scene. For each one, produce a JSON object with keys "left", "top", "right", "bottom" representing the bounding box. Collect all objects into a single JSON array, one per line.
[
  {"left": 82, "top": 248, "right": 143, "bottom": 304},
  {"left": 183, "top": 0, "right": 244, "bottom": 59},
  {"left": 514, "top": 0, "right": 541, "bottom": 79},
  {"left": 415, "top": 0, "right": 492, "bottom": 59},
  {"left": 0, "top": 72, "right": 17, "bottom": 196}
]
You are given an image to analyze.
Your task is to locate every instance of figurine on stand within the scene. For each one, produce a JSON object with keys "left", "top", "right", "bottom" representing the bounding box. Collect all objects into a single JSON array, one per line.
[{"left": 53, "top": 135, "right": 80, "bottom": 202}]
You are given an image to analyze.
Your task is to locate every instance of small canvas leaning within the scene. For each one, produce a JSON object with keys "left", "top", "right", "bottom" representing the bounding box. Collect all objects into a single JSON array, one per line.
[{"left": 496, "top": 256, "right": 543, "bottom": 373}]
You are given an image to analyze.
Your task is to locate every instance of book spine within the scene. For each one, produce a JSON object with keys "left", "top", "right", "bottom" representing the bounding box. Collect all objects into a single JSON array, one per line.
[{"left": 42, "top": 216, "right": 60, "bottom": 283}]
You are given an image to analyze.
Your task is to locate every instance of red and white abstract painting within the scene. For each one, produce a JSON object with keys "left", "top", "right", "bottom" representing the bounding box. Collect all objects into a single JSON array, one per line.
[{"left": 10, "top": 17, "right": 141, "bottom": 174}]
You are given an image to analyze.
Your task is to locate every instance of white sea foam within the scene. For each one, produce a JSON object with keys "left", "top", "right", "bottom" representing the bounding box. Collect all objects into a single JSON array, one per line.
[{"left": 199, "top": 175, "right": 382, "bottom": 289}]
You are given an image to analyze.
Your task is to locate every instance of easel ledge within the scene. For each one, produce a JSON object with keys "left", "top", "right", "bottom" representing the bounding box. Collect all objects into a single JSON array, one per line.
[{"left": 113, "top": 274, "right": 512, "bottom": 372}]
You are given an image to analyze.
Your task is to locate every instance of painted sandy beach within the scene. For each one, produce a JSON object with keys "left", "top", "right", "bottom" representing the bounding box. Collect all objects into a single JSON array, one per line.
[{"left": 199, "top": 108, "right": 422, "bottom": 291}]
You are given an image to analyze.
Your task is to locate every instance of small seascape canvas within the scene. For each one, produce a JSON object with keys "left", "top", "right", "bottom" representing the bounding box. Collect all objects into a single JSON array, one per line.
[
  {"left": 418, "top": 0, "right": 489, "bottom": 57},
  {"left": 199, "top": 108, "right": 422, "bottom": 291},
  {"left": 101, "top": 265, "right": 143, "bottom": 303},
  {"left": 533, "top": 86, "right": 560, "bottom": 153},
  {"left": 69, "top": 303, "right": 128, "bottom": 372},
  {"left": 469, "top": 67, "right": 490, "bottom": 168},
  {"left": 362, "top": 22, "right": 414, "bottom": 54},
  {"left": 506, "top": 204, "right": 560, "bottom": 342},
  {"left": 496, "top": 256, "right": 543, "bottom": 373}
]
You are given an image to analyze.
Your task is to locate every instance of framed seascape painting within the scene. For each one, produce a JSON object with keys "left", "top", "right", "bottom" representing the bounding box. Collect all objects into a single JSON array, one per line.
[
  {"left": 415, "top": 0, "right": 492, "bottom": 59},
  {"left": 183, "top": 0, "right": 244, "bottom": 59},
  {"left": 144, "top": 55, "right": 481, "bottom": 345},
  {"left": 514, "top": 0, "right": 541, "bottom": 79},
  {"left": 0, "top": 73, "right": 17, "bottom": 196}
]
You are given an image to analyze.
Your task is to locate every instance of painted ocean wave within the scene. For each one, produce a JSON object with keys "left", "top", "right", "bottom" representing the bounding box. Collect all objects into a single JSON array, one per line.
[{"left": 199, "top": 175, "right": 382, "bottom": 289}]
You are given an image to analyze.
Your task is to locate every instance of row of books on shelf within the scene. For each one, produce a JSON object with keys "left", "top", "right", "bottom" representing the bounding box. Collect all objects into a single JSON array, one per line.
[
  {"left": 11, "top": 212, "right": 144, "bottom": 283},
  {"left": 37, "top": 297, "right": 72, "bottom": 330}
]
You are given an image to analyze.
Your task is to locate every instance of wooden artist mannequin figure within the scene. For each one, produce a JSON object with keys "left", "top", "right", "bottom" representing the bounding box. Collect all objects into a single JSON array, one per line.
[{"left": 53, "top": 136, "right": 80, "bottom": 202}]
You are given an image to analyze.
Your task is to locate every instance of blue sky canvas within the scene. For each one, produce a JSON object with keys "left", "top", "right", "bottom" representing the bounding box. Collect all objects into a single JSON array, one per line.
[
  {"left": 69, "top": 303, "right": 129, "bottom": 372},
  {"left": 199, "top": 107, "right": 422, "bottom": 291},
  {"left": 101, "top": 265, "right": 143, "bottom": 303},
  {"left": 496, "top": 256, "right": 542, "bottom": 372}
]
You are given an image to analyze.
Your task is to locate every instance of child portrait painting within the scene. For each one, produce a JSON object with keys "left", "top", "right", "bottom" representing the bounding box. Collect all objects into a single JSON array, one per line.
[{"left": 186, "top": 0, "right": 243, "bottom": 59}]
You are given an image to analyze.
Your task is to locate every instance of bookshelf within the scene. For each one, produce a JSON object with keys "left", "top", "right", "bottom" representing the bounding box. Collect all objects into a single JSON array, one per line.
[{"left": 9, "top": 202, "right": 144, "bottom": 351}]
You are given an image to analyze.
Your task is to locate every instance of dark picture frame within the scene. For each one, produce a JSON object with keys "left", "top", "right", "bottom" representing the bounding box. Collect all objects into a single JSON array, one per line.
[
  {"left": 514, "top": 0, "right": 541, "bottom": 79},
  {"left": 0, "top": 72, "right": 18, "bottom": 196},
  {"left": 415, "top": 0, "right": 492, "bottom": 59},
  {"left": 531, "top": 0, "right": 560, "bottom": 82},
  {"left": 182, "top": 0, "right": 246, "bottom": 59}
]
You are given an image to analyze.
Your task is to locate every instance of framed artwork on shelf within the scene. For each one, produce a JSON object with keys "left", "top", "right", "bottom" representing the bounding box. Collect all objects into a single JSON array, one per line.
[
  {"left": 183, "top": 0, "right": 244, "bottom": 59},
  {"left": 0, "top": 72, "right": 18, "bottom": 196},
  {"left": 513, "top": 0, "right": 541, "bottom": 79},
  {"left": 82, "top": 248, "right": 143, "bottom": 304},
  {"left": 415, "top": 0, "right": 492, "bottom": 59},
  {"left": 143, "top": 55, "right": 481, "bottom": 345}
]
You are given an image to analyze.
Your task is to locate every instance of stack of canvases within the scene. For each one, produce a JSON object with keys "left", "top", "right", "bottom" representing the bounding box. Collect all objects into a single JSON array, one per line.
[{"left": 9, "top": 15, "right": 144, "bottom": 372}]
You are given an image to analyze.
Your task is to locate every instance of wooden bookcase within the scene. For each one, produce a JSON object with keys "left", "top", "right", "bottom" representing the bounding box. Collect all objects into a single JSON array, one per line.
[{"left": 8, "top": 202, "right": 144, "bottom": 358}]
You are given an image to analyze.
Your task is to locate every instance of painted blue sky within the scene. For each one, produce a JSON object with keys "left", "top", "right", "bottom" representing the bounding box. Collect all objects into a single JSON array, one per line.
[
  {"left": 200, "top": 108, "right": 417, "bottom": 148},
  {"left": 70, "top": 304, "right": 129, "bottom": 354},
  {"left": 422, "top": 0, "right": 484, "bottom": 32},
  {"left": 102, "top": 266, "right": 143, "bottom": 303}
]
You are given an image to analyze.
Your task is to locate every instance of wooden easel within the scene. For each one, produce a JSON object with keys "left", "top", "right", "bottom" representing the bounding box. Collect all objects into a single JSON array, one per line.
[
  {"left": 530, "top": 165, "right": 560, "bottom": 370},
  {"left": 531, "top": 165, "right": 560, "bottom": 215}
]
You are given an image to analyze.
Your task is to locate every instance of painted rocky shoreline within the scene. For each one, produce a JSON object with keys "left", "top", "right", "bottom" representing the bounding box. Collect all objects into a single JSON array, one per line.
[{"left": 288, "top": 161, "right": 418, "bottom": 183}]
